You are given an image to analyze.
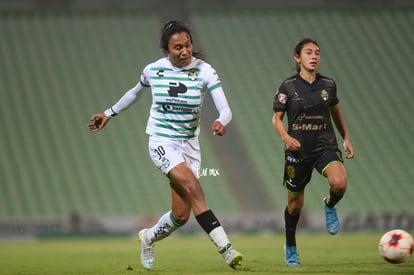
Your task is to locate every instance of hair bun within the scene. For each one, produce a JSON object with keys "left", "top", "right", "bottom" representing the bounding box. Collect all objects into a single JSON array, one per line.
[{"left": 163, "top": 20, "right": 177, "bottom": 31}]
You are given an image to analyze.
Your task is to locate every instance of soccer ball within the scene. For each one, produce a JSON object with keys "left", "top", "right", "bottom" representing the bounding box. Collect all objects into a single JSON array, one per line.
[{"left": 378, "top": 229, "right": 413, "bottom": 264}]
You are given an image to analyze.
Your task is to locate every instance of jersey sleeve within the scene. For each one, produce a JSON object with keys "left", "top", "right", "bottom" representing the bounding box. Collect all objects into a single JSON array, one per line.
[
  {"left": 206, "top": 65, "right": 222, "bottom": 93},
  {"left": 104, "top": 82, "right": 145, "bottom": 117},
  {"left": 211, "top": 86, "right": 232, "bottom": 126},
  {"left": 331, "top": 82, "right": 339, "bottom": 106},
  {"left": 206, "top": 64, "right": 232, "bottom": 126},
  {"left": 103, "top": 66, "right": 149, "bottom": 117},
  {"left": 273, "top": 82, "right": 289, "bottom": 112},
  {"left": 140, "top": 64, "right": 151, "bottom": 87},
  {"left": 325, "top": 77, "right": 339, "bottom": 106}
]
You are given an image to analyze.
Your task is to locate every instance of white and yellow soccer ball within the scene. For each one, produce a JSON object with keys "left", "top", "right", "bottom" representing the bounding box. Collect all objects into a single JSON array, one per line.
[{"left": 378, "top": 229, "right": 413, "bottom": 264}]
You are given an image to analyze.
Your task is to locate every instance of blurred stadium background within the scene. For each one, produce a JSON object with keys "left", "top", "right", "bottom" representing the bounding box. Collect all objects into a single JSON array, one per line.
[{"left": 0, "top": 0, "right": 413, "bottom": 238}]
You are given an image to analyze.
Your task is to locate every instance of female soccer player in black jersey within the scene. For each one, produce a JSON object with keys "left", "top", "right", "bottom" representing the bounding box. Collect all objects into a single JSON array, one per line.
[{"left": 272, "top": 38, "right": 355, "bottom": 266}]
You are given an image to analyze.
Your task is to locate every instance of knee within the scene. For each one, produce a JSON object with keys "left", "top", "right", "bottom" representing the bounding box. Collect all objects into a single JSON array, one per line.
[
  {"left": 288, "top": 202, "right": 303, "bottom": 216},
  {"left": 183, "top": 181, "right": 202, "bottom": 197},
  {"left": 289, "top": 207, "right": 301, "bottom": 216},
  {"left": 287, "top": 194, "right": 304, "bottom": 215},
  {"left": 172, "top": 212, "right": 190, "bottom": 226},
  {"left": 329, "top": 176, "right": 347, "bottom": 194}
]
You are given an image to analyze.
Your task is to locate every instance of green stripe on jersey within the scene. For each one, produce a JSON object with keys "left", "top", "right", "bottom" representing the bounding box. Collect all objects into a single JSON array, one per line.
[
  {"left": 154, "top": 123, "right": 194, "bottom": 132},
  {"left": 153, "top": 132, "right": 196, "bottom": 139},
  {"left": 208, "top": 82, "right": 221, "bottom": 92},
  {"left": 156, "top": 109, "right": 194, "bottom": 115},
  {"left": 181, "top": 68, "right": 200, "bottom": 72},
  {"left": 153, "top": 85, "right": 201, "bottom": 91},
  {"left": 149, "top": 67, "right": 173, "bottom": 71},
  {"left": 155, "top": 117, "right": 198, "bottom": 123},
  {"left": 149, "top": 67, "right": 200, "bottom": 73},
  {"left": 154, "top": 92, "right": 201, "bottom": 99},
  {"left": 155, "top": 101, "right": 200, "bottom": 108},
  {"left": 150, "top": 76, "right": 202, "bottom": 81}
]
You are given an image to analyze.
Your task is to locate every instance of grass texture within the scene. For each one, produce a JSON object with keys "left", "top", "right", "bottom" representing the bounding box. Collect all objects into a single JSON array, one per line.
[{"left": 0, "top": 232, "right": 413, "bottom": 274}]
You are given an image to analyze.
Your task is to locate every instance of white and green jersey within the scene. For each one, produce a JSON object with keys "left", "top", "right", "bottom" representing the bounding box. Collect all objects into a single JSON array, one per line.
[{"left": 105, "top": 57, "right": 231, "bottom": 140}]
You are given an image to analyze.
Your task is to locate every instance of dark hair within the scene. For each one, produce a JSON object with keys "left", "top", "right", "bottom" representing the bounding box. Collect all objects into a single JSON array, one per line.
[
  {"left": 293, "top": 38, "right": 319, "bottom": 73},
  {"left": 160, "top": 20, "right": 205, "bottom": 60}
]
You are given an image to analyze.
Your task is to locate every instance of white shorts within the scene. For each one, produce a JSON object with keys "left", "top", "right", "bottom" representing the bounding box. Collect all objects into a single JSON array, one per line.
[{"left": 148, "top": 135, "right": 201, "bottom": 177}]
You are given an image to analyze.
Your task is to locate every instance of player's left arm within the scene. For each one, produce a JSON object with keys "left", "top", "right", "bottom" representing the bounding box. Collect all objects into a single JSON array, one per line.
[
  {"left": 210, "top": 87, "right": 232, "bottom": 136},
  {"left": 207, "top": 65, "right": 232, "bottom": 136},
  {"left": 330, "top": 104, "right": 355, "bottom": 159}
]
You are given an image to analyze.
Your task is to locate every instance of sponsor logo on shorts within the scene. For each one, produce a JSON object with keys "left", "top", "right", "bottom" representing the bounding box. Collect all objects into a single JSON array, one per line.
[{"left": 287, "top": 156, "right": 300, "bottom": 163}]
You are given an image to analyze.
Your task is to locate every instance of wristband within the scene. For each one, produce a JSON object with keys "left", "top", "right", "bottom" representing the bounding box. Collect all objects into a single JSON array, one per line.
[{"left": 104, "top": 107, "right": 118, "bottom": 118}]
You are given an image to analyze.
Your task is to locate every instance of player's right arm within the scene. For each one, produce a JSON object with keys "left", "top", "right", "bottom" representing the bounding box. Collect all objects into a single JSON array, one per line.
[
  {"left": 88, "top": 81, "right": 145, "bottom": 133},
  {"left": 272, "top": 82, "right": 301, "bottom": 152},
  {"left": 272, "top": 111, "right": 301, "bottom": 151}
]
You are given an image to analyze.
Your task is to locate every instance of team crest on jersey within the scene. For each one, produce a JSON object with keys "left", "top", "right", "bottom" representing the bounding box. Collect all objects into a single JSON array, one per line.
[
  {"left": 321, "top": 90, "right": 329, "bottom": 101},
  {"left": 277, "top": 93, "right": 287, "bottom": 104},
  {"left": 188, "top": 68, "right": 198, "bottom": 81}
]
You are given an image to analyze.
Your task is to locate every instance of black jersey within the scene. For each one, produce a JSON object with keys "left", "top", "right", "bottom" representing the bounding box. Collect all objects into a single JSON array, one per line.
[{"left": 273, "top": 73, "right": 339, "bottom": 159}]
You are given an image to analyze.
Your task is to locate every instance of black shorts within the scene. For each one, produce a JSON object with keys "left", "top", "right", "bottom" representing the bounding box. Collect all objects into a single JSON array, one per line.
[{"left": 283, "top": 149, "right": 344, "bottom": 193}]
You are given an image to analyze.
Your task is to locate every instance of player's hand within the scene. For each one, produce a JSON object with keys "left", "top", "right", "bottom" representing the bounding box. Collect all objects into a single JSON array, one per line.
[
  {"left": 284, "top": 135, "right": 301, "bottom": 152},
  {"left": 211, "top": 121, "right": 226, "bottom": 136},
  {"left": 88, "top": 113, "right": 110, "bottom": 132},
  {"left": 343, "top": 139, "right": 355, "bottom": 159}
]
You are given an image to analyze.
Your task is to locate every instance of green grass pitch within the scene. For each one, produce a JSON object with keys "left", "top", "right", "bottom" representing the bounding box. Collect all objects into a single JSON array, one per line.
[{"left": 0, "top": 232, "right": 413, "bottom": 274}]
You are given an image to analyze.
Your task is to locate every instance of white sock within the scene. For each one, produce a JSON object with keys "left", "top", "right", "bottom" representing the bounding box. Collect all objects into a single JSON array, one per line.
[
  {"left": 208, "top": 226, "right": 231, "bottom": 253},
  {"left": 147, "top": 211, "right": 179, "bottom": 244}
]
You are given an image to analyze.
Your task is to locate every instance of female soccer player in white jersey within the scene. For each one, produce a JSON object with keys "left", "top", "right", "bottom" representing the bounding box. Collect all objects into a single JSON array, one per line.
[
  {"left": 272, "top": 38, "right": 355, "bottom": 267},
  {"left": 88, "top": 21, "right": 242, "bottom": 270}
]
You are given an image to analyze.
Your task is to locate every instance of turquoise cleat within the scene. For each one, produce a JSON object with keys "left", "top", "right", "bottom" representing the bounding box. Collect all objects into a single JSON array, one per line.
[
  {"left": 284, "top": 244, "right": 300, "bottom": 267},
  {"left": 323, "top": 197, "right": 340, "bottom": 235}
]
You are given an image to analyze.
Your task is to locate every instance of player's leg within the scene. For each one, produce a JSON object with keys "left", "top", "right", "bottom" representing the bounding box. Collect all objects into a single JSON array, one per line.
[
  {"left": 168, "top": 163, "right": 243, "bottom": 269},
  {"left": 168, "top": 162, "right": 208, "bottom": 215},
  {"left": 139, "top": 138, "right": 188, "bottom": 270},
  {"left": 144, "top": 187, "right": 189, "bottom": 244},
  {"left": 282, "top": 156, "right": 311, "bottom": 267},
  {"left": 284, "top": 191, "right": 303, "bottom": 266},
  {"left": 138, "top": 208, "right": 184, "bottom": 270},
  {"left": 286, "top": 191, "right": 304, "bottom": 244},
  {"left": 323, "top": 162, "right": 347, "bottom": 206},
  {"left": 317, "top": 150, "right": 347, "bottom": 235},
  {"left": 138, "top": 185, "right": 189, "bottom": 268}
]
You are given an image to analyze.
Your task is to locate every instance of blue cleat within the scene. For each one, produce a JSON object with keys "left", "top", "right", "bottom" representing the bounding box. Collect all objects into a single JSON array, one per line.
[
  {"left": 323, "top": 197, "right": 340, "bottom": 235},
  {"left": 284, "top": 244, "right": 300, "bottom": 267}
]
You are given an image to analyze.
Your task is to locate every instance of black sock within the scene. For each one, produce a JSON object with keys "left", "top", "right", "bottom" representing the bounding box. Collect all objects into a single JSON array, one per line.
[
  {"left": 325, "top": 189, "right": 344, "bottom": 208},
  {"left": 195, "top": 209, "right": 221, "bottom": 234},
  {"left": 285, "top": 206, "right": 300, "bottom": 247}
]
